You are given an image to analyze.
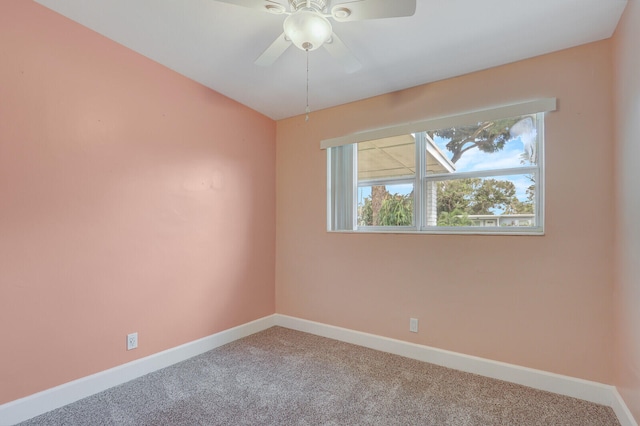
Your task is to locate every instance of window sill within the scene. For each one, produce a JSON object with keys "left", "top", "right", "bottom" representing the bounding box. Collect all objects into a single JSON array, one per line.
[{"left": 328, "top": 227, "right": 545, "bottom": 236}]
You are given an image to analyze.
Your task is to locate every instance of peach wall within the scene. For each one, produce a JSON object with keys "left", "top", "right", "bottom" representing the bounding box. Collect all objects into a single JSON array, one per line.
[
  {"left": 0, "top": 1, "right": 275, "bottom": 404},
  {"left": 276, "top": 41, "right": 615, "bottom": 383},
  {"left": 613, "top": 0, "right": 640, "bottom": 421}
]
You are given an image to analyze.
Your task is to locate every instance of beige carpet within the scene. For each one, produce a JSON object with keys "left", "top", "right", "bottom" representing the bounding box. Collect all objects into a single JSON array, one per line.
[{"left": 18, "top": 326, "right": 619, "bottom": 425}]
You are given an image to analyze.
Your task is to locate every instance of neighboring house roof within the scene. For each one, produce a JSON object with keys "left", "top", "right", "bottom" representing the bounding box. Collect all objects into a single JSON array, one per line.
[
  {"left": 426, "top": 133, "right": 455, "bottom": 174},
  {"left": 357, "top": 133, "right": 455, "bottom": 181}
]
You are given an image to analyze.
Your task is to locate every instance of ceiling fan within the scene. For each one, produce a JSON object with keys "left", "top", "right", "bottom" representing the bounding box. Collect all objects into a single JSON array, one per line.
[{"left": 212, "top": 0, "right": 417, "bottom": 73}]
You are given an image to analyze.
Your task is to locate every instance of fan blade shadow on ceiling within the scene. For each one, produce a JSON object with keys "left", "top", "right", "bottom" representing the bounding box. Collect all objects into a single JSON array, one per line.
[
  {"left": 331, "top": 0, "right": 416, "bottom": 22},
  {"left": 323, "top": 33, "right": 362, "bottom": 73},
  {"left": 255, "top": 33, "right": 292, "bottom": 66}
]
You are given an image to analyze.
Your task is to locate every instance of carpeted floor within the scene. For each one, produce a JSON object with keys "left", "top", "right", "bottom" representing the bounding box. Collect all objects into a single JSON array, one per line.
[{"left": 18, "top": 326, "right": 620, "bottom": 425}]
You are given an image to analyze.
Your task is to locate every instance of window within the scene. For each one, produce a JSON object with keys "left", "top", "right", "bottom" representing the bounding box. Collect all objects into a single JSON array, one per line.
[{"left": 325, "top": 99, "right": 556, "bottom": 235}]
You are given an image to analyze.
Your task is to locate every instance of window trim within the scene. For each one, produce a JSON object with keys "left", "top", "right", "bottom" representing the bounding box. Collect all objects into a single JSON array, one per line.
[
  {"left": 320, "top": 98, "right": 556, "bottom": 150},
  {"left": 326, "top": 99, "right": 554, "bottom": 235}
]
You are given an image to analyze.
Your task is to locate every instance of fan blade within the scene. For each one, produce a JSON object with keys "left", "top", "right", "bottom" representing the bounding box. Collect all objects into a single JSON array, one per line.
[
  {"left": 331, "top": 0, "right": 416, "bottom": 22},
  {"left": 323, "top": 33, "right": 362, "bottom": 73},
  {"left": 213, "top": 0, "right": 287, "bottom": 14},
  {"left": 255, "top": 33, "right": 292, "bottom": 66}
]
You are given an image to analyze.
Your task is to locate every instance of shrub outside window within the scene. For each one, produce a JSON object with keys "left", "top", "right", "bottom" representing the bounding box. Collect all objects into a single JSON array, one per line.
[{"left": 325, "top": 99, "right": 555, "bottom": 235}]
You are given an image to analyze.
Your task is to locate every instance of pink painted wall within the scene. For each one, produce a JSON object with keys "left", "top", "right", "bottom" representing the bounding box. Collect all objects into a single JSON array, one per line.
[
  {"left": 613, "top": 0, "right": 640, "bottom": 421},
  {"left": 0, "top": 1, "right": 275, "bottom": 404},
  {"left": 276, "top": 41, "right": 615, "bottom": 383}
]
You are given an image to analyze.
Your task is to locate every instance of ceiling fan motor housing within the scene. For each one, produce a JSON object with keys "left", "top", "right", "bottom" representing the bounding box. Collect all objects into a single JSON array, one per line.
[{"left": 289, "top": 0, "right": 328, "bottom": 13}]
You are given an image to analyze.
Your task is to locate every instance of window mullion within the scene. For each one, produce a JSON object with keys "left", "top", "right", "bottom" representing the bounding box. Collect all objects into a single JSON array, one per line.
[
  {"left": 425, "top": 166, "right": 538, "bottom": 182},
  {"left": 415, "top": 132, "right": 426, "bottom": 230},
  {"left": 358, "top": 177, "right": 415, "bottom": 187}
]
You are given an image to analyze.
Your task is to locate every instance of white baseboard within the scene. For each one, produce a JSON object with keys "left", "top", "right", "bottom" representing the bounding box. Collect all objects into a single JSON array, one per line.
[
  {"left": 273, "top": 314, "right": 637, "bottom": 426},
  {"left": 611, "top": 388, "right": 639, "bottom": 426},
  {"left": 0, "top": 315, "right": 277, "bottom": 426},
  {"left": 2, "top": 314, "right": 636, "bottom": 426}
]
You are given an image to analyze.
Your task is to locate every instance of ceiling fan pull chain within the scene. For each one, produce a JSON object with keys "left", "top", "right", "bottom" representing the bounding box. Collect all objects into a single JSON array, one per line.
[{"left": 305, "top": 48, "right": 310, "bottom": 122}]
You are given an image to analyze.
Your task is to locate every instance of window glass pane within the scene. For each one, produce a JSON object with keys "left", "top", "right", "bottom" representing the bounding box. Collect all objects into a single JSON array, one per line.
[
  {"left": 425, "top": 114, "right": 538, "bottom": 175},
  {"left": 426, "top": 174, "right": 536, "bottom": 227},
  {"left": 358, "top": 134, "right": 415, "bottom": 180},
  {"left": 358, "top": 183, "right": 414, "bottom": 227}
]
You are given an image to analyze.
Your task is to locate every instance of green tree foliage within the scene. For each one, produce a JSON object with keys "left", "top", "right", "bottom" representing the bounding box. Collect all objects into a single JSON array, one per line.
[
  {"left": 379, "top": 193, "right": 413, "bottom": 226},
  {"left": 359, "top": 189, "right": 413, "bottom": 226},
  {"left": 506, "top": 199, "right": 534, "bottom": 214},
  {"left": 429, "top": 118, "right": 520, "bottom": 164},
  {"left": 436, "top": 179, "right": 476, "bottom": 215},
  {"left": 437, "top": 209, "right": 472, "bottom": 226},
  {"left": 360, "top": 197, "right": 373, "bottom": 226},
  {"left": 470, "top": 179, "right": 516, "bottom": 214},
  {"left": 437, "top": 178, "right": 532, "bottom": 216},
  {"left": 359, "top": 179, "right": 533, "bottom": 227}
]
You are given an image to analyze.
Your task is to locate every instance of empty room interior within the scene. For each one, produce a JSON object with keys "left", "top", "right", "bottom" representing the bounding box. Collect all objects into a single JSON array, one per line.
[{"left": 1, "top": 0, "right": 639, "bottom": 424}]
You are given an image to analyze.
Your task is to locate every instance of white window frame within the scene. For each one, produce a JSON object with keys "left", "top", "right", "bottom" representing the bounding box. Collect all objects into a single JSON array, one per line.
[{"left": 324, "top": 99, "right": 555, "bottom": 235}]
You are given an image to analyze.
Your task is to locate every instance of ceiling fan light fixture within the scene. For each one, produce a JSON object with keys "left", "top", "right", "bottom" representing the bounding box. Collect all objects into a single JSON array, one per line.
[{"left": 283, "top": 10, "right": 332, "bottom": 51}]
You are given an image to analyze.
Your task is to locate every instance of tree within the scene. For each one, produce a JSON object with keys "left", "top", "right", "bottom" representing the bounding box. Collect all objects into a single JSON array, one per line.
[
  {"left": 505, "top": 197, "right": 534, "bottom": 214},
  {"left": 436, "top": 178, "right": 531, "bottom": 216},
  {"left": 468, "top": 179, "right": 516, "bottom": 215},
  {"left": 436, "top": 179, "right": 476, "bottom": 215},
  {"left": 359, "top": 189, "right": 413, "bottom": 226},
  {"left": 437, "top": 209, "right": 472, "bottom": 226},
  {"left": 429, "top": 117, "right": 521, "bottom": 164},
  {"left": 360, "top": 196, "right": 373, "bottom": 226},
  {"left": 378, "top": 193, "right": 413, "bottom": 226},
  {"left": 371, "top": 185, "right": 386, "bottom": 226}
]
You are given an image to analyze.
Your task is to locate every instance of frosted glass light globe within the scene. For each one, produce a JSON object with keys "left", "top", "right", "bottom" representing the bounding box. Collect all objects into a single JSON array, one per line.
[{"left": 283, "top": 10, "right": 332, "bottom": 51}]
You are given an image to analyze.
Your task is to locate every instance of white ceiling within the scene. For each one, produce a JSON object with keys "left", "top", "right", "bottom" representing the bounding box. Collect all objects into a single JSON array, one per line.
[{"left": 34, "top": 0, "right": 627, "bottom": 120}]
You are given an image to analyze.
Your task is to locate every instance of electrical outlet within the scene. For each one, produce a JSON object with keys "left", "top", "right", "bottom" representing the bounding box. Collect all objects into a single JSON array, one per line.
[
  {"left": 409, "top": 318, "right": 418, "bottom": 333},
  {"left": 127, "top": 332, "right": 138, "bottom": 350}
]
